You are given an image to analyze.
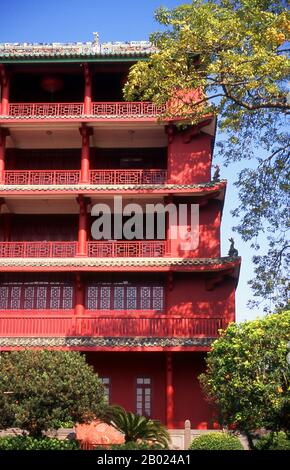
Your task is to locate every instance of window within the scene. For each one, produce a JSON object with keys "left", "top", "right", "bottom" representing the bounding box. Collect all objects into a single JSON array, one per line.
[
  {"left": 136, "top": 377, "right": 152, "bottom": 417},
  {"left": 86, "top": 282, "right": 164, "bottom": 311},
  {"left": 0, "top": 282, "right": 74, "bottom": 310},
  {"left": 100, "top": 377, "right": 111, "bottom": 404}
]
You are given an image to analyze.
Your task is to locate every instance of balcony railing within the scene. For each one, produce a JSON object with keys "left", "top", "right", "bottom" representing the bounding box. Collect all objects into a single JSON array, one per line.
[
  {"left": 0, "top": 313, "right": 225, "bottom": 338},
  {"left": 91, "top": 102, "right": 166, "bottom": 118},
  {"left": 88, "top": 241, "right": 168, "bottom": 258},
  {"left": 8, "top": 103, "right": 84, "bottom": 118},
  {"left": 4, "top": 170, "right": 80, "bottom": 185},
  {"left": 90, "top": 169, "right": 167, "bottom": 185},
  {"left": 0, "top": 242, "right": 77, "bottom": 258},
  {"left": 3, "top": 169, "right": 167, "bottom": 186},
  {"left": 5, "top": 102, "right": 166, "bottom": 119},
  {"left": 0, "top": 241, "right": 168, "bottom": 258}
]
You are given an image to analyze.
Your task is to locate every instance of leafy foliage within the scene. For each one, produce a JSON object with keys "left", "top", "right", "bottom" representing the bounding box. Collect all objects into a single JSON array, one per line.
[
  {"left": 199, "top": 311, "right": 290, "bottom": 448},
  {"left": 0, "top": 351, "right": 105, "bottom": 437},
  {"left": 124, "top": 0, "right": 290, "bottom": 310},
  {"left": 100, "top": 405, "right": 170, "bottom": 448},
  {"left": 189, "top": 432, "right": 243, "bottom": 450},
  {"left": 255, "top": 431, "right": 290, "bottom": 450},
  {"left": 0, "top": 436, "right": 80, "bottom": 450}
]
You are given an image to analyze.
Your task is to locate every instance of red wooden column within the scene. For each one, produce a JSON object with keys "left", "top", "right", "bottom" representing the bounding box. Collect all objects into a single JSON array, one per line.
[
  {"left": 79, "top": 125, "right": 93, "bottom": 184},
  {"left": 83, "top": 63, "right": 92, "bottom": 115},
  {"left": 166, "top": 352, "right": 174, "bottom": 429},
  {"left": 0, "top": 128, "right": 9, "bottom": 184},
  {"left": 74, "top": 273, "right": 85, "bottom": 315},
  {"left": 0, "top": 65, "right": 10, "bottom": 116},
  {"left": 76, "top": 195, "right": 90, "bottom": 257}
]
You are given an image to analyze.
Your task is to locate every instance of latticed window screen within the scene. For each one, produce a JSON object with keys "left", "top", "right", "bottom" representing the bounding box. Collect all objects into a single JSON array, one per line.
[
  {"left": 0, "top": 282, "right": 74, "bottom": 310},
  {"left": 86, "top": 283, "right": 164, "bottom": 311},
  {"left": 136, "top": 377, "right": 152, "bottom": 417}
]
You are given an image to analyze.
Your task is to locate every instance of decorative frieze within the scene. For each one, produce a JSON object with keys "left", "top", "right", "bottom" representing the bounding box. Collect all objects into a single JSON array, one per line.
[{"left": 0, "top": 336, "right": 214, "bottom": 348}]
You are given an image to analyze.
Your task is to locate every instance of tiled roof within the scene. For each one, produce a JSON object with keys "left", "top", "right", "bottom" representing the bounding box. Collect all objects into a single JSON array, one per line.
[
  {"left": 0, "top": 256, "right": 240, "bottom": 269},
  {"left": 0, "top": 41, "right": 156, "bottom": 60},
  {"left": 0, "top": 181, "right": 226, "bottom": 193},
  {"left": 0, "top": 336, "right": 213, "bottom": 348}
]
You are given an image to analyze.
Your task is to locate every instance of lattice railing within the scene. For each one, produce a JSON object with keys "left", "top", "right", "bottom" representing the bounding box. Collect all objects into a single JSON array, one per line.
[
  {"left": 91, "top": 102, "right": 166, "bottom": 118},
  {"left": 3, "top": 169, "right": 166, "bottom": 186},
  {"left": 0, "top": 242, "right": 77, "bottom": 258},
  {"left": 8, "top": 103, "right": 84, "bottom": 118},
  {"left": 0, "top": 241, "right": 168, "bottom": 258},
  {"left": 4, "top": 170, "right": 80, "bottom": 185},
  {"left": 5, "top": 102, "right": 165, "bottom": 119},
  {"left": 88, "top": 241, "right": 168, "bottom": 258},
  {"left": 90, "top": 169, "right": 167, "bottom": 185}
]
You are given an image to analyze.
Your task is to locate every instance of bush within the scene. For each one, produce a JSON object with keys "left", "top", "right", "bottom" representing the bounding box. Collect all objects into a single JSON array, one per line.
[
  {"left": 0, "top": 436, "right": 80, "bottom": 450},
  {"left": 0, "top": 351, "right": 105, "bottom": 437},
  {"left": 189, "top": 432, "right": 243, "bottom": 450},
  {"left": 255, "top": 432, "right": 290, "bottom": 450}
]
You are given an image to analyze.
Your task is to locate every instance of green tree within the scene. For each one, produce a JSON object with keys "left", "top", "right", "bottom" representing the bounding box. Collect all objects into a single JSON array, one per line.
[
  {"left": 0, "top": 351, "right": 105, "bottom": 438},
  {"left": 199, "top": 311, "right": 290, "bottom": 449},
  {"left": 101, "top": 405, "right": 170, "bottom": 448},
  {"left": 124, "top": 0, "right": 290, "bottom": 311}
]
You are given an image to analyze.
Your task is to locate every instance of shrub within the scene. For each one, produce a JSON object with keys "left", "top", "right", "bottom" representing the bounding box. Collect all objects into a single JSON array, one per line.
[
  {"left": 189, "top": 432, "right": 243, "bottom": 450},
  {"left": 255, "top": 432, "right": 290, "bottom": 450},
  {"left": 100, "top": 405, "right": 170, "bottom": 448},
  {"left": 0, "top": 436, "right": 80, "bottom": 450},
  {"left": 0, "top": 351, "right": 105, "bottom": 437}
]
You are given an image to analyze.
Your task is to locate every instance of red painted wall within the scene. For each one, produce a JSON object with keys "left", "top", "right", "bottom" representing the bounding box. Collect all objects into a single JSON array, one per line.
[
  {"left": 168, "top": 133, "right": 212, "bottom": 184},
  {"left": 85, "top": 351, "right": 212, "bottom": 429},
  {"left": 167, "top": 274, "right": 236, "bottom": 321},
  {"left": 86, "top": 352, "right": 167, "bottom": 423},
  {"left": 169, "top": 199, "right": 221, "bottom": 258},
  {"left": 172, "top": 352, "right": 212, "bottom": 429}
]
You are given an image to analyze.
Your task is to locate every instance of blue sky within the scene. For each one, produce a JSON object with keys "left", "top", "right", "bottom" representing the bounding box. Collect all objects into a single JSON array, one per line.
[{"left": 0, "top": 0, "right": 265, "bottom": 321}]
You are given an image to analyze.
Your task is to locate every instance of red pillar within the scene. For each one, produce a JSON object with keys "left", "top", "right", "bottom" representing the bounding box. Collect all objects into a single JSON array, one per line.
[
  {"left": 79, "top": 125, "right": 93, "bottom": 184},
  {"left": 0, "top": 65, "right": 10, "bottom": 116},
  {"left": 0, "top": 128, "right": 9, "bottom": 184},
  {"left": 83, "top": 63, "right": 92, "bottom": 115},
  {"left": 166, "top": 352, "right": 174, "bottom": 429},
  {"left": 74, "top": 273, "right": 85, "bottom": 315},
  {"left": 77, "top": 195, "right": 89, "bottom": 256}
]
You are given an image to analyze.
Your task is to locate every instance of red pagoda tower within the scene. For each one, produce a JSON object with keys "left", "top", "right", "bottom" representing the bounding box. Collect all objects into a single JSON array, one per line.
[{"left": 0, "top": 38, "right": 240, "bottom": 429}]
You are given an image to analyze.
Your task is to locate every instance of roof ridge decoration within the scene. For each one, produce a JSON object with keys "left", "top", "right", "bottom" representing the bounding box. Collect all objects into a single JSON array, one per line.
[{"left": 0, "top": 40, "right": 156, "bottom": 58}]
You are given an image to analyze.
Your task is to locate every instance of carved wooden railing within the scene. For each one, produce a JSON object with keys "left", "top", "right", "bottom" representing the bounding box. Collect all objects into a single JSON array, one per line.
[
  {"left": 3, "top": 169, "right": 167, "bottom": 185},
  {"left": 0, "top": 241, "right": 168, "bottom": 258},
  {"left": 5, "top": 102, "right": 166, "bottom": 119}
]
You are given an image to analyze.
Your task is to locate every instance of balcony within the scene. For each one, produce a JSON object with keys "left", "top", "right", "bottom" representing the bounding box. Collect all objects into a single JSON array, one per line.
[
  {"left": 0, "top": 241, "right": 168, "bottom": 258},
  {"left": 2, "top": 102, "right": 166, "bottom": 120},
  {"left": 3, "top": 169, "right": 167, "bottom": 186},
  {"left": 0, "top": 313, "right": 225, "bottom": 338}
]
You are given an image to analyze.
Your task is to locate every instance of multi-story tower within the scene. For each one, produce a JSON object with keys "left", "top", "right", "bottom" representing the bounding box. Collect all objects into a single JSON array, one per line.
[{"left": 0, "top": 39, "right": 240, "bottom": 429}]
